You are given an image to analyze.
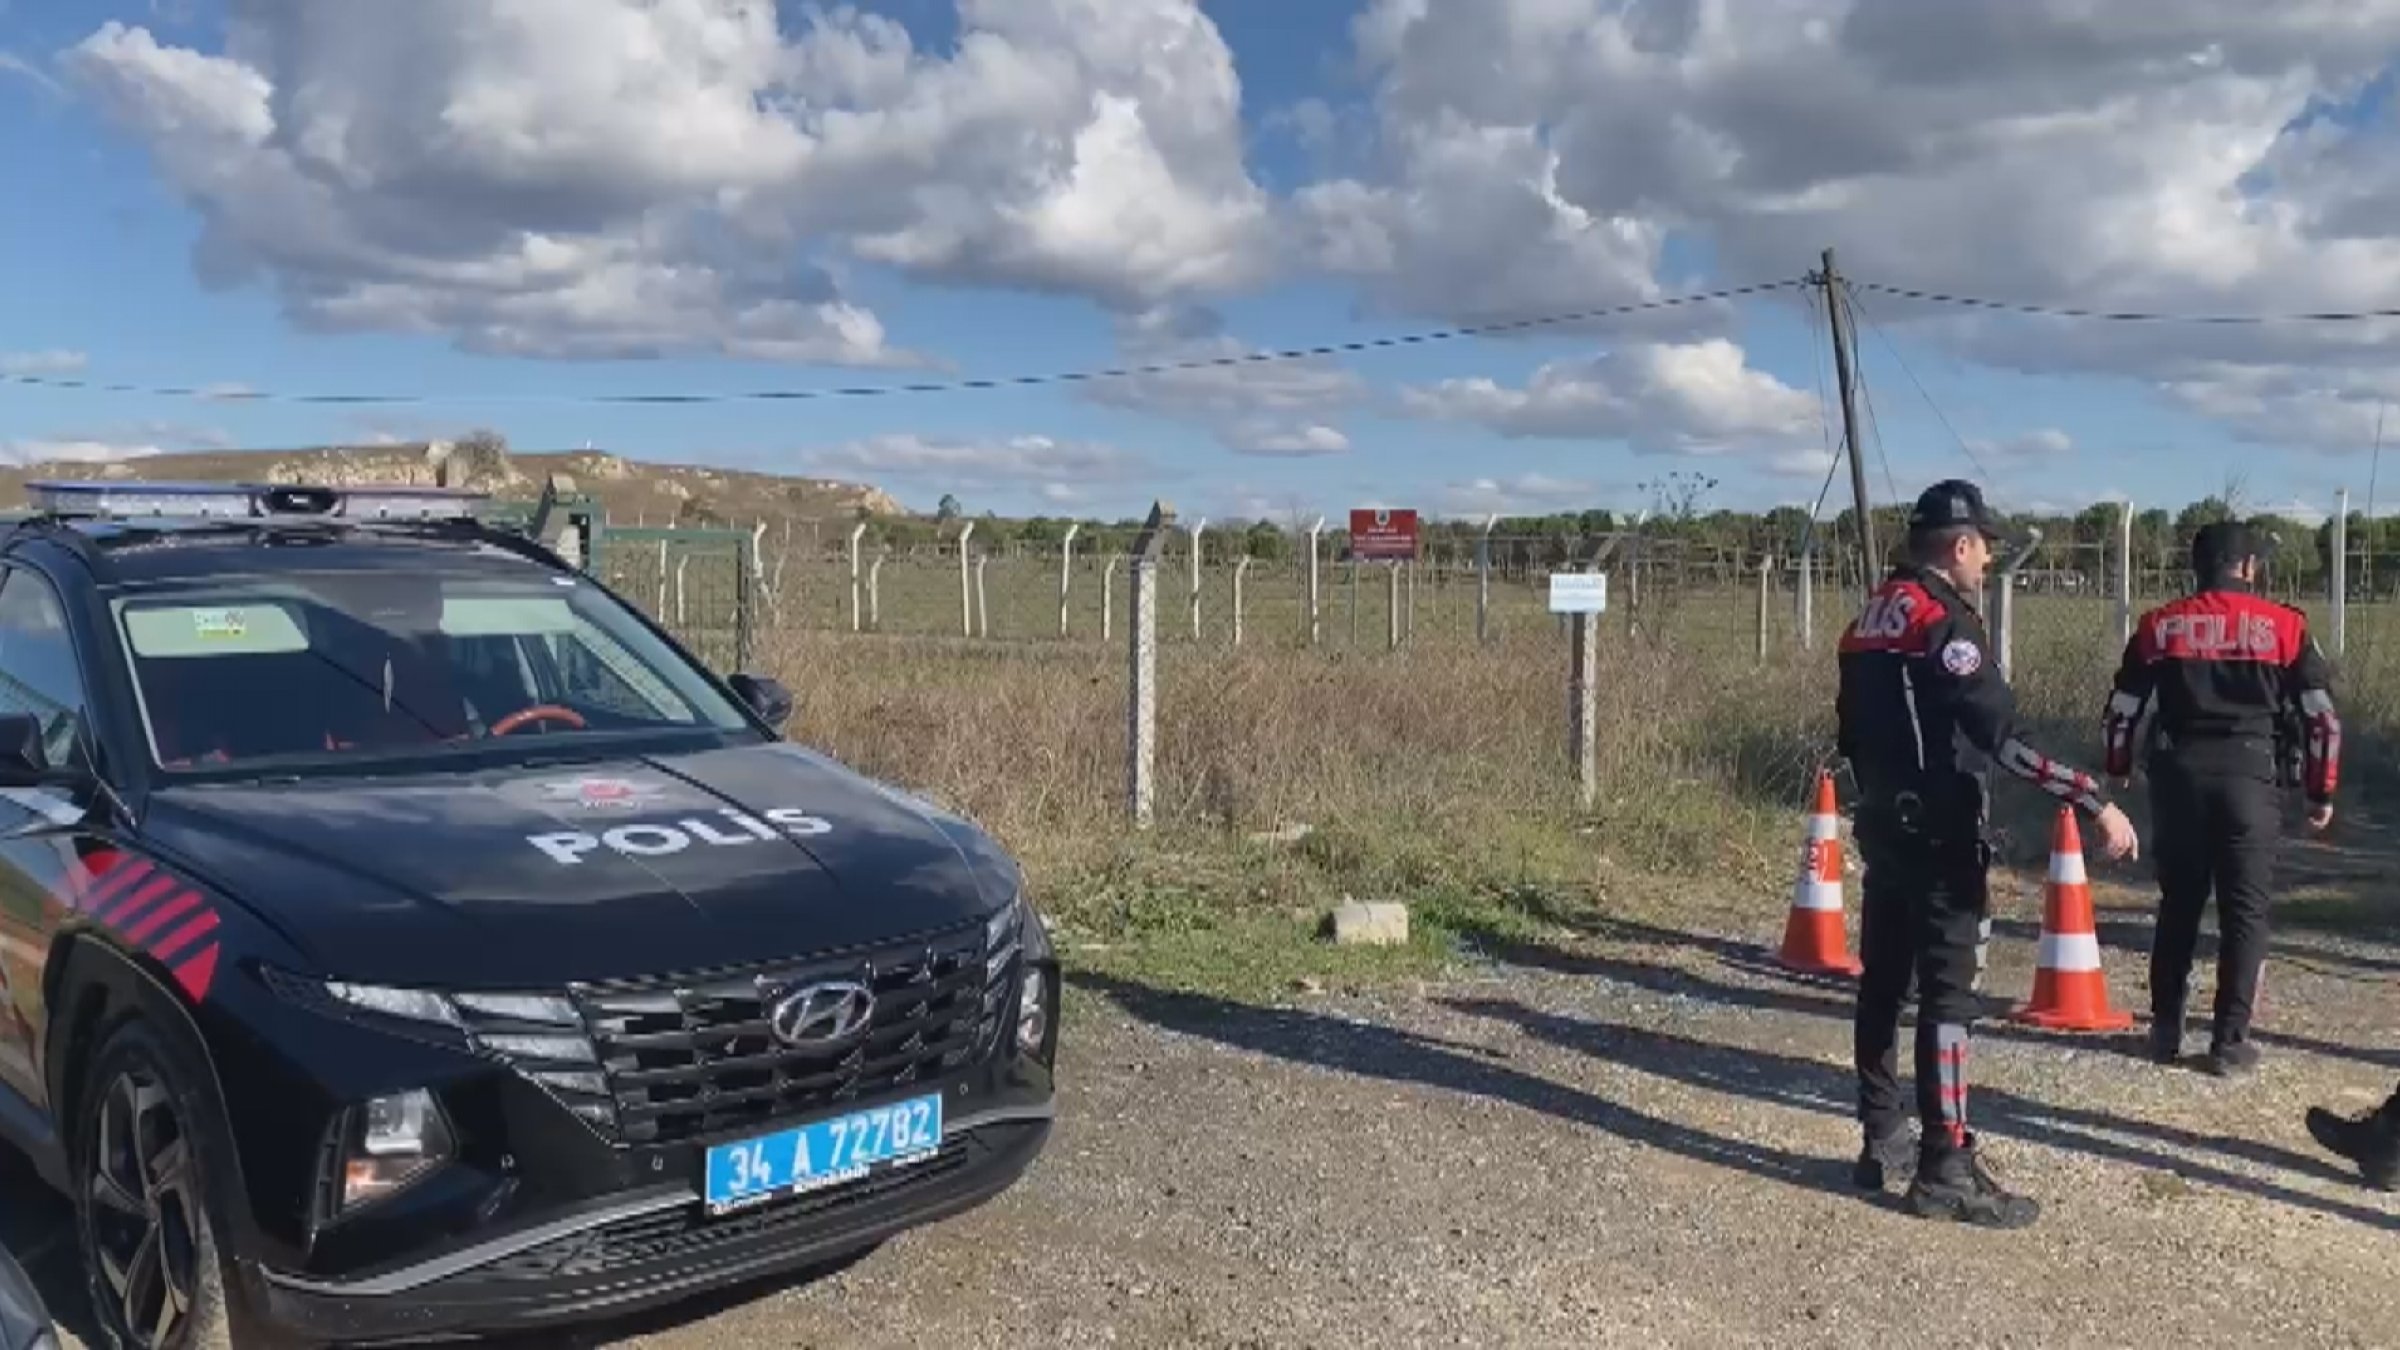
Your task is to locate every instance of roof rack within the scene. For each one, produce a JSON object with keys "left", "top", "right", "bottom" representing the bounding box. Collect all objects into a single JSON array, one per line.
[{"left": 25, "top": 481, "right": 492, "bottom": 523}]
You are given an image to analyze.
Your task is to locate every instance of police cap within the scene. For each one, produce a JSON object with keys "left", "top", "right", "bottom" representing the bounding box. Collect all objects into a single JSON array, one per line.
[{"left": 1906, "top": 479, "right": 2003, "bottom": 540}]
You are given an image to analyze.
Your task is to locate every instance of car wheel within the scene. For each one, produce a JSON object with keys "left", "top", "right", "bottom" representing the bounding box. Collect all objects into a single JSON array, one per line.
[{"left": 72, "top": 1018, "right": 238, "bottom": 1350}]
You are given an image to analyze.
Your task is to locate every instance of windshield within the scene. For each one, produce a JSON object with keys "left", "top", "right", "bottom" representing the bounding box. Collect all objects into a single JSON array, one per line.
[{"left": 110, "top": 568, "right": 756, "bottom": 771}]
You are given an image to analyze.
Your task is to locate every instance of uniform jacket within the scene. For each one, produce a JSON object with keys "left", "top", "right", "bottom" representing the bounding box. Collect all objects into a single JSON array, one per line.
[
  {"left": 2102, "top": 582, "right": 2340, "bottom": 803},
  {"left": 1837, "top": 565, "right": 2106, "bottom": 838}
]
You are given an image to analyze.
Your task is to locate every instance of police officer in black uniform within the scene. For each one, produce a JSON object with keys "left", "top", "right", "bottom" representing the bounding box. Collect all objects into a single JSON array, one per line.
[
  {"left": 2101, "top": 521, "right": 2340, "bottom": 1076},
  {"left": 1838, "top": 480, "right": 2139, "bottom": 1228}
]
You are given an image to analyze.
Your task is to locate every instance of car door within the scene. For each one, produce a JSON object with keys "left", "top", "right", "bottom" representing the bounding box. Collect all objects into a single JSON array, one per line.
[{"left": 0, "top": 564, "right": 103, "bottom": 1110}]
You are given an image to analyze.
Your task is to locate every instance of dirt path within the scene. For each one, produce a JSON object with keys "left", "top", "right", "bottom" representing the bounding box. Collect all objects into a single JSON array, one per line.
[{"left": 11, "top": 889, "right": 2398, "bottom": 1349}]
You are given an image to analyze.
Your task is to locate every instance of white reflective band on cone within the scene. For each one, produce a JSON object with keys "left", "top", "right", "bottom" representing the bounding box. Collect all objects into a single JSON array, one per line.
[
  {"left": 2038, "top": 932, "right": 2104, "bottom": 972},
  {"left": 1807, "top": 813, "right": 1838, "bottom": 841},
  {"left": 1795, "top": 879, "right": 1846, "bottom": 913},
  {"left": 2048, "top": 851, "right": 2088, "bottom": 886}
]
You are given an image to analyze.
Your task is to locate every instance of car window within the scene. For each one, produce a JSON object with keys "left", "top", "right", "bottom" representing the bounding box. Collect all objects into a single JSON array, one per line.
[
  {"left": 0, "top": 568, "right": 92, "bottom": 770},
  {"left": 112, "top": 570, "right": 751, "bottom": 771}
]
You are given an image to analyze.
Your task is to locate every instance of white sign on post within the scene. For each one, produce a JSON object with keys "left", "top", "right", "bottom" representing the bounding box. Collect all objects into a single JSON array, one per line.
[{"left": 1548, "top": 572, "right": 1608, "bottom": 614}]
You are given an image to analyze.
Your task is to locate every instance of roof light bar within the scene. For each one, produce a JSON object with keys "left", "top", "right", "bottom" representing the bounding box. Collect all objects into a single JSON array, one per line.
[{"left": 26, "top": 481, "right": 491, "bottom": 523}]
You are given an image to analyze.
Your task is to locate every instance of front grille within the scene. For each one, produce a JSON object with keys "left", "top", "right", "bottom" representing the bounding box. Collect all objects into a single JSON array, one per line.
[
  {"left": 567, "top": 921, "right": 1015, "bottom": 1146},
  {"left": 478, "top": 1135, "right": 981, "bottom": 1282}
]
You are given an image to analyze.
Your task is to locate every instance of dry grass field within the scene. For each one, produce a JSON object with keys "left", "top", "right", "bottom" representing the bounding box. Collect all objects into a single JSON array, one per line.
[{"left": 745, "top": 585, "right": 2400, "bottom": 997}]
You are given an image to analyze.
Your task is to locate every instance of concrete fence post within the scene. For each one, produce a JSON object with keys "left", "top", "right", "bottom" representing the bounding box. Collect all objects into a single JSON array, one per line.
[
  {"left": 867, "top": 552, "right": 884, "bottom": 631},
  {"left": 1127, "top": 502, "right": 1175, "bottom": 828},
  {"left": 1386, "top": 563, "right": 1402, "bottom": 653},
  {"left": 1188, "top": 518, "right": 1207, "bottom": 642},
  {"left": 1233, "top": 555, "right": 1253, "bottom": 647},
  {"left": 957, "top": 521, "right": 977, "bottom": 638},
  {"left": 1059, "top": 522, "right": 1081, "bottom": 638},
  {"left": 2115, "top": 501, "right": 2135, "bottom": 650},
  {"left": 2334, "top": 488, "right": 2350, "bottom": 655},
  {"left": 1306, "top": 517, "right": 1325, "bottom": 646},
  {"left": 1797, "top": 542, "right": 1815, "bottom": 650},
  {"left": 854, "top": 523, "right": 873, "bottom": 634},
  {"left": 1103, "top": 555, "right": 1121, "bottom": 644},
  {"left": 1756, "top": 553, "right": 1773, "bottom": 663},
  {"left": 1477, "top": 514, "right": 1498, "bottom": 644},
  {"left": 975, "top": 555, "right": 991, "bottom": 639}
]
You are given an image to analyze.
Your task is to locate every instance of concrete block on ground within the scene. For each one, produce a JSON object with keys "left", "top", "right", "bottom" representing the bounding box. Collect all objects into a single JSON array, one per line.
[{"left": 1327, "top": 900, "right": 1409, "bottom": 947}]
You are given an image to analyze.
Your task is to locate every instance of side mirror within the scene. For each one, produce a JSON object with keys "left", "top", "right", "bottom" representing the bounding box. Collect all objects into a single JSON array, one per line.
[
  {"left": 0, "top": 713, "right": 49, "bottom": 787},
  {"left": 726, "top": 673, "right": 794, "bottom": 731}
]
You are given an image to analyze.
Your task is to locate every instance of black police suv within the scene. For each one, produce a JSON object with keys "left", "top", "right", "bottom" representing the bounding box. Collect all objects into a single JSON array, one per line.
[{"left": 0, "top": 481, "right": 1059, "bottom": 1347}]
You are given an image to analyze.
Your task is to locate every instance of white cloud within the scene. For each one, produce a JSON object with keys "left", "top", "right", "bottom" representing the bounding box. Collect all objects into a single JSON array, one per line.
[
  {"left": 63, "top": 1, "right": 1272, "bottom": 365},
  {"left": 1402, "top": 338, "right": 1819, "bottom": 455},
  {"left": 0, "top": 50, "right": 63, "bottom": 98},
  {"left": 0, "top": 420, "right": 231, "bottom": 466},
  {"left": 1082, "top": 305, "right": 1363, "bottom": 455},
  {"left": 1967, "top": 428, "right": 2076, "bottom": 460},
  {"left": 0, "top": 349, "right": 89, "bottom": 377},
  {"left": 1323, "top": 0, "right": 2400, "bottom": 461},
  {"left": 797, "top": 432, "right": 1156, "bottom": 508},
  {"left": 0, "top": 439, "right": 168, "bottom": 467},
  {"left": 1434, "top": 472, "right": 1609, "bottom": 516}
]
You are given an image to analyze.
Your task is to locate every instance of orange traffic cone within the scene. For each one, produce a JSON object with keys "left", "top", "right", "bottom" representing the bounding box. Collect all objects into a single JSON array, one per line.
[
  {"left": 1776, "top": 771, "right": 1862, "bottom": 977},
  {"left": 2009, "top": 806, "right": 2134, "bottom": 1032}
]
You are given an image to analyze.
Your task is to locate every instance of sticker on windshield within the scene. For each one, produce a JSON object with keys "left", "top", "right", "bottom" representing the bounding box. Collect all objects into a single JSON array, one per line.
[{"left": 192, "top": 607, "right": 248, "bottom": 640}]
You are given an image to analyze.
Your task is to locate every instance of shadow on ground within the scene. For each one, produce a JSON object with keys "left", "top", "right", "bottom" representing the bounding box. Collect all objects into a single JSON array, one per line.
[
  {"left": 1075, "top": 968, "right": 2400, "bottom": 1234},
  {"left": 1474, "top": 904, "right": 2400, "bottom": 1074}
]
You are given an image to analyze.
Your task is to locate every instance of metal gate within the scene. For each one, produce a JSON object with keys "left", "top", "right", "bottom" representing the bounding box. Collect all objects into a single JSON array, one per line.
[{"left": 588, "top": 525, "right": 756, "bottom": 672}]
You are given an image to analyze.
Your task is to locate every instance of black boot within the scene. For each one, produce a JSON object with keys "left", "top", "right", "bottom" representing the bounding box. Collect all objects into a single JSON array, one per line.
[
  {"left": 2204, "top": 1035, "right": 2262, "bottom": 1078},
  {"left": 1904, "top": 1134, "right": 2039, "bottom": 1229},
  {"left": 2304, "top": 1099, "right": 2400, "bottom": 1191},
  {"left": 1853, "top": 1121, "right": 1914, "bottom": 1192}
]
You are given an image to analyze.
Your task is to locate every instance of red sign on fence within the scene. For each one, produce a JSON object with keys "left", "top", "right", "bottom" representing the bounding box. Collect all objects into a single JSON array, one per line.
[{"left": 1349, "top": 507, "right": 1420, "bottom": 561}]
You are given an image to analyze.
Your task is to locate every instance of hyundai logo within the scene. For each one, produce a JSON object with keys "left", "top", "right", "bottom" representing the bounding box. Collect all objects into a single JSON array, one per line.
[{"left": 767, "top": 981, "right": 875, "bottom": 1047}]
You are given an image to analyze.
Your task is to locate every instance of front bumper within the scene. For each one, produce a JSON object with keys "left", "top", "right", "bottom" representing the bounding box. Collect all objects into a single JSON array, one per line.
[{"left": 252, "top": 1104, "right": 1050, "bottom": 1343}]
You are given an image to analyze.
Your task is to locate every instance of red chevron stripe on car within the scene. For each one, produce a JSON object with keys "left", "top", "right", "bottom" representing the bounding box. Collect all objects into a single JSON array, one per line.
[{"left": 54, "top": 849, "right": 221, "bottom": 1001}]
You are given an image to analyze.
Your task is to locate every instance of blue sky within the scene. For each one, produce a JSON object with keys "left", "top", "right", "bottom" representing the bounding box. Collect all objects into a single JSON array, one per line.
[{"left": 4, "top": 0, "right": 2400, "bottom": 525}]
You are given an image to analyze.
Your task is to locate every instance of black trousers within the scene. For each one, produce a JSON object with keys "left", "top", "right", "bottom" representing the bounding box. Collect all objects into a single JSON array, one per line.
[
  {"left": 1854, "top": 823, "right": 1988, "bottom": 1152},
  {"left": 2147, "top": 760, "right": 2279, "bottom": 1048}
]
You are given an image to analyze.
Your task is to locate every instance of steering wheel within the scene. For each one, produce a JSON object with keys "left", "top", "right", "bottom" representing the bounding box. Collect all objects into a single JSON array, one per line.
[{"left": 489, "top": 704, "right": 588, "bottom": 737}]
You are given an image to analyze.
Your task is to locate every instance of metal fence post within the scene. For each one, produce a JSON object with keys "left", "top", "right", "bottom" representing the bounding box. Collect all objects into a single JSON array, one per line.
[
  {"left": 867, "top": 552, "right": 884, "bottom": 631},
  {"left": 2334, "top": 488, "right": 2350, "bottom": 655},
  {"left": 848, "top": 522, "right": 867, "bottom": 632},
  {"left": 1188, "top": 518, "right": 1206, "bottom": 642},
  {"left": 1127, "top": 502, "right": 1175, "bottom": 828},
  {"left": 975, "top": 555, "right": 991, "bottom": 639},
  {"left": 1477, "top": 514, "right": 1498, "bottom": 644},
  {"left": 1233, "top": 555, "right": 1252, "bottom": 647},
  {"left": 1993, "top": 528, "right": 2041, "bottom": 681},
  {"left": 1059, "top": 522, "right": 1081, "bottom": 638}
]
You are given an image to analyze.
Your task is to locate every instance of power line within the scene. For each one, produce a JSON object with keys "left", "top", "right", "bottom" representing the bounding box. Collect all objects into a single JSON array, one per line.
[
  {"left": 1848, "top": 288, "right": 1990, "bottom": 479},
  {"left": 0, "top": 277, "right": 1809, "bottom": 408},
  {"left": 1848, "top": 279, "right": 2400, "bottom": 326}
]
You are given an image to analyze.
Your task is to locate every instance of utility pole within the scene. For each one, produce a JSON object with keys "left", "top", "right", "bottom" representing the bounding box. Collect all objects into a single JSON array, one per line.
[{"left": 1819, "top": 248, "right": 1876, "bottom": 599}]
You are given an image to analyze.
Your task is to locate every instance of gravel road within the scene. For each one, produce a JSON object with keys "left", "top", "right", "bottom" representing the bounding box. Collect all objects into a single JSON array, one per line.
[{"left": 10, "top": 885, "right": 2398, "bottom": 1348}]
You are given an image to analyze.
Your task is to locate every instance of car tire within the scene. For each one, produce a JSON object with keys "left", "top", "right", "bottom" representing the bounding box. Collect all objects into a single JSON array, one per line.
[{"left": 70, "top": 1017, "right": 240, "bottom": 1350}]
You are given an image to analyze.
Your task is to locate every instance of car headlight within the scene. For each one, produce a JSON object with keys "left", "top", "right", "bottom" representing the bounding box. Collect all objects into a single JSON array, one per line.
[
  {"left": 1017, "top": 971, "right": 1049, "bottom": 1053},
  {"left": 334, "top": 1088, "right": 455, "bottom": 1214}
]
